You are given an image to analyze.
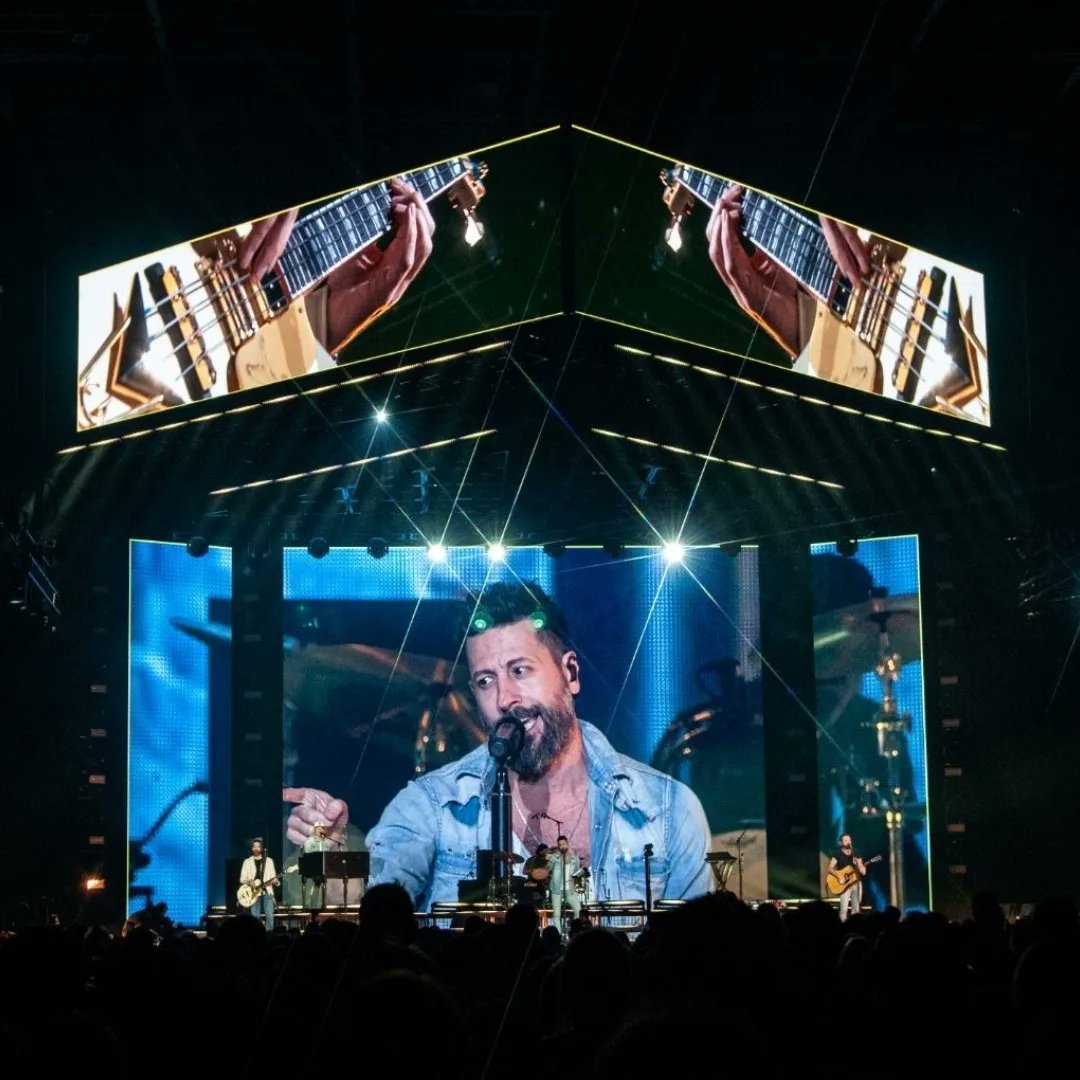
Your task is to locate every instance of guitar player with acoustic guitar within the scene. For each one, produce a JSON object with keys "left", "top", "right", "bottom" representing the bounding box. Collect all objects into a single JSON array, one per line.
[{"left": 826, "top": 834, "right": 881, "bottom": 922}]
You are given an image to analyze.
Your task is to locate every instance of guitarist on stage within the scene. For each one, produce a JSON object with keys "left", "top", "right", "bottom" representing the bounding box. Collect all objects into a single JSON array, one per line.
[
  {"left": 239, "top": 837, "right": 278, "bottom": 932},
  {"left": 828, "top": 834, "right": 867, "bottom": 922}
]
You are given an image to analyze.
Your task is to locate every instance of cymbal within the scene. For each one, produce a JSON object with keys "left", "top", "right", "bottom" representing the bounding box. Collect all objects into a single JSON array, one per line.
[
  {"left": 491, "top": 851, "right": 523, "bottom": 864},
  {"left": 812, "top": 594, "right": 921, "bottom": 680}
]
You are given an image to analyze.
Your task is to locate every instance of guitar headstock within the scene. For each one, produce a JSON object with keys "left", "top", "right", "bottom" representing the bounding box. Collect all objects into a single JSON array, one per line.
[
  {"left": 660, "top": 166, "right": 694, "bottom": 252},
  {"left": 449, "top": 166, "right": 487, "bottom": 247}
]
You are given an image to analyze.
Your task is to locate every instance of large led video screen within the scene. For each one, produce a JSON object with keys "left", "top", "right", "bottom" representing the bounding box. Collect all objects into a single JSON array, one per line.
[
  {"left": 810, "top": 535, "right": 930, "bottom": 913},
  {"left": 127, "top": 541, "right": 765, "bottom": 926},
  {"left": 78, "top": 130, "right": 561, "bottom": 430},
  {"left": 128, "top": 540, "right": 231, "bottom": 927},
  {"left": 279, "top": 546, "right": 765, "bottom": 910},
  {"left": 575, "top": 128, "right": 990, "bottom": 426}
]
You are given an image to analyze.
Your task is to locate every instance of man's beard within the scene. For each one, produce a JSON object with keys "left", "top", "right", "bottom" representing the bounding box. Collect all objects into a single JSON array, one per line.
[{"left": 495, "top": 700, "right": 575, "bottom": 780}]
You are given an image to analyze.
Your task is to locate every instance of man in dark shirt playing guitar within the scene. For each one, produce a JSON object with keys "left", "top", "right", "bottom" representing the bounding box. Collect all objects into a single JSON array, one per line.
[{"left": 827, "top": 834, "right": 867, "bottom": 922}]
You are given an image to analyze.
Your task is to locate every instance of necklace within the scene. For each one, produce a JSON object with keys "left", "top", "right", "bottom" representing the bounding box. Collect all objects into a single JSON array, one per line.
[{"left": 513, "top": 795, "right": 588, "bottom": 853}]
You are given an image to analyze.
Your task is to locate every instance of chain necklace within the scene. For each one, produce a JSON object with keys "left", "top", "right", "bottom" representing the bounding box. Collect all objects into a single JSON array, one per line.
[{"left": 513, "top": 794, "right": 588, "bottom": 853}]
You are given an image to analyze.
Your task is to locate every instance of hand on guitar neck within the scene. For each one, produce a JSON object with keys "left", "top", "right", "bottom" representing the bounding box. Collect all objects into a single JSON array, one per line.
[
  {"left": 706, "top": 185, "right": 803, "bottom": 358},
  {"left": 238, "top": 177, "right": 436, "bottom": 355}
]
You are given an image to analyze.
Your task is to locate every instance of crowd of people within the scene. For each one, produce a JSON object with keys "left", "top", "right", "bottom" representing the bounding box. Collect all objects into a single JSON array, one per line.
[{"left": 0, "top": 885, "right": 1075, "bottom": 1078}]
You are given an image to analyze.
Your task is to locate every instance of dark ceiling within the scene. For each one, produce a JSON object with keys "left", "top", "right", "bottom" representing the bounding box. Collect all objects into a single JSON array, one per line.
[{"left": 3, "top": 1, "right": 1078, "bottom": 506}]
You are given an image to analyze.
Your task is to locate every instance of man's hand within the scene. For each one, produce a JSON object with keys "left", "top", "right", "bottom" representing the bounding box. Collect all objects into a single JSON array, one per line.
[
  {"left": 283, "top": 787, "right": 349, "bottom": 847},
  {"left": 706, "top": 185, "right": 801, "bottom": 356},
  {"left": 819, "top": 215, "right": 871, "bottom": 285},
  {"left": 238, "top": 208, "right": 300, "bottom": 282},
  {"left": 325, "top": 177, "right": 436, "bottom": 352}
]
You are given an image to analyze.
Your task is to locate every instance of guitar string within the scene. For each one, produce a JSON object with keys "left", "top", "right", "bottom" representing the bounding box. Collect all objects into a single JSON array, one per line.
[
  {"left": 139, "top": 160, "right": 466, "bottom": 317},
  {"left": 140, "top": 161, "right": 465, "bottom": 351},
  {"left": 688, "top": 174, "right": 971, "bottom": 358},
  {"left": 109, "top": 168, "right": 464, "bottom": 400},
  {"left": 684, "top": 169, "right": 961, "bottom": 330},
  {"left": 689, "top": 184, "right": 977, "bottom": 385}
]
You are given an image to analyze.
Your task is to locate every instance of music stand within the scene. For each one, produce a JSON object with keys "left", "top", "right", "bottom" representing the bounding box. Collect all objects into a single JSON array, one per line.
[
  {"left": 706, "top": 851, "right": 738, "bottom": 893},
  {"left": 298, "top": 851, "right": 370, "bottom": 908}
]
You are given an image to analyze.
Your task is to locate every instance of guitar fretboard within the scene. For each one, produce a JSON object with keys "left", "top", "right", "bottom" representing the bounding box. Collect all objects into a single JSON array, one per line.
[
  {"left": 673, "top": 166, "right": 848, "bottom": 310},
  {"left": 277, "top": 159, "right": 472, "bottom": 296}
]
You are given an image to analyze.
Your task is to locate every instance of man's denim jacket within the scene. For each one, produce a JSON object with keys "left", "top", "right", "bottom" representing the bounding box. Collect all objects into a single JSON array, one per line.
[{"left": 367, "top": 720, "right": 713, "bottom": 909}]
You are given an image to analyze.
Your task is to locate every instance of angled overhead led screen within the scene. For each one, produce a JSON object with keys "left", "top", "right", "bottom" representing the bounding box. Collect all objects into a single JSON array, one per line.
[
  {"left": 77, "top": 129, "right": 561, "bottom": 430},
  {"left": 574, "top": 128, "right": 990, "bottom": 426}
]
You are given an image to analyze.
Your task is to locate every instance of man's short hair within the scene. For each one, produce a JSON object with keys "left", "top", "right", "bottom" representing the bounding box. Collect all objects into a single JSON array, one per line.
[{"left": 459, "top": 581, "right": 572, "bottom": 659}]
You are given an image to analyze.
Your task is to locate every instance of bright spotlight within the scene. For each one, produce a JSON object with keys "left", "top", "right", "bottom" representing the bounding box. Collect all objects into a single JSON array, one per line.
[
  {"left": 487, "top": 542, "right": 507, "bottom": 562},
  {"left": 428, "top": 542, "right": 448, "bottom": 563},
  {"left": 375, "top": 408, "right": 389, "bottom": 424},
  {"left": 662, "top": 540, "right": 685, "bottom": 564}
]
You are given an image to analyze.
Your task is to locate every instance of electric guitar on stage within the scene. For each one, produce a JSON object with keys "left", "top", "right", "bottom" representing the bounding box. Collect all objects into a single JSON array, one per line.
[
  {"left": 826, "top": 854, "right": 882, "bottom": 896},
  {"left": 659, "top": 166, "right": 987, "bottom": 419},
  {"left": 78, "top": 157, "right": 488, "bottom": 429},
  {"left": 237, "top": 865, "right": 297, "bottom": 908}
]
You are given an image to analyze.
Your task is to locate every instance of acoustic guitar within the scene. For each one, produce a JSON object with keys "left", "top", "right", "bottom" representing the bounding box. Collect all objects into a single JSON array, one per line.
[
  {"left": 659, "top": 166, "right": 986, "bottom": 417},
  {"left": 826, "top": 854, "right": 883, "bottom": 896},
  {"left": 78, "top": 156, "right": 487, "bottom": 429}
]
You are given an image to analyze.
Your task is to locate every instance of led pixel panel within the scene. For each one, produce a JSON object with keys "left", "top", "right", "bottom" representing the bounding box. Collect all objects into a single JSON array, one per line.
[
  {"left": 810, "top": 535, "right": 930, "bottom": 912},
  {"left": 128, "top": 540, "right": 231, "bottom": 927},
  {"left": 574, "top": 128, "right": 990, "bottom": 426},
  {"left": 77, "top": 130, "right": 561, "bottom": 430},
  {"left": 277, "top": 545, "right": 766, "bottom": 909}
]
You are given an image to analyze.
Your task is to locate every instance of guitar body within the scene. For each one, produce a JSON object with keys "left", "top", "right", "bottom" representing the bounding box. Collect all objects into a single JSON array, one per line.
[
  {"left": 806, "top": 306, "right": 882, "bottom": 393},
  {"left": 228, "top": 299, "right": 320, "bottom": 392},
  {"left": 825, "top": 866, "right": 862, "bottom": 896}
]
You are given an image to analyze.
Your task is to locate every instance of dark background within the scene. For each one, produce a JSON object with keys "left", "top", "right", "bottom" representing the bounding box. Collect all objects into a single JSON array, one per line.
[{"left": 2, "top": 1, "right": 1077, "bottom": 923}]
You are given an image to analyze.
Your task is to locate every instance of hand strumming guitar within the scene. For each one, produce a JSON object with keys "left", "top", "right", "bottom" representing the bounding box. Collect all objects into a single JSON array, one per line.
[{"left": 238, "top": 178, "right": 435, "bottom": 355}]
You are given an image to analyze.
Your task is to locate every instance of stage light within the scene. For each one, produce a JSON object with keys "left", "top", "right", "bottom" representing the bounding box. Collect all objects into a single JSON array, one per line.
[
  {"left": 367, "top": 537, "right": 389, "bottom": 560},
  {"left": 374, "top": 408, "right": 389, "bottom": 424},
  {"left": 543, "top": 542, "right": 567, "bottom": 559},
  {"left": 662, "top": 541, "right": 685, "bottom": 564},
  {"left": 83, "top": 876, "right": 105, "bottom": 892},
  {"left": 306, "top": 537, "right": 330, "bottom": 560},
  {"left": 602, "top": 541, "right": 625, "bottom": 559},
  {"left": 427, "top": 542, "right": 448, "bottom": 563},
  {"left": 836, "top": 537, "right": 859, "bottom": 557},
  {"left": 487, "top": 542, "right": 507, "bottom": 562},
  {"left": 186, "top": 536, "right": 209, "bottom": 558}
]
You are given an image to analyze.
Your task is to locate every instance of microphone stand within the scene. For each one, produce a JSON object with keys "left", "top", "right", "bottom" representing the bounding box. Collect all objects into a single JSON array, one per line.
[
  {"left": 488, "top": 716, "right": 524, "bottom": 907},
  {"left": 735, "top": 827, "right": 747, "bottom": 902}
]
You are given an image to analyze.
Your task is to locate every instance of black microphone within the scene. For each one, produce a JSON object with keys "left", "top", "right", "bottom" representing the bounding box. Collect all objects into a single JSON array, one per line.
[{"left": 488, "top": 714, "right": 525, "bottom": 765}]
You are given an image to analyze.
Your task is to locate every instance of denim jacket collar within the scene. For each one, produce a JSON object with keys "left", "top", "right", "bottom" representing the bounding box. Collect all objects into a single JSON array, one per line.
[{"left": 445, "top": 719, "right": 659, "bottom": 821}]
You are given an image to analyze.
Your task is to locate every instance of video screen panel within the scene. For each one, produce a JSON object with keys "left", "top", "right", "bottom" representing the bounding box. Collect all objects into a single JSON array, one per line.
[
  {"left": 78, "top": 130, "right": 561, "bottom": 430},
  {"left": 575, "top": 128, "right": 990, "bottom": 425},
  {"left": 127, "top": 542, "right": 764, "bottom": 927},
  {"left": 279, "top": 546, "right": 766, "bottom": 910},
  {"left": 128, "top": 540, "right": 231, "bottom": 927},
  {"left": 810, "top": 535, "right": 930, "bottom": 913}
]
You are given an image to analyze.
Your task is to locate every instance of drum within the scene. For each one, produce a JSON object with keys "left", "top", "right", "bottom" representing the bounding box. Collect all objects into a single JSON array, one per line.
[{"left": 572, "top": 866, "right": 590, "bottom": 896}]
